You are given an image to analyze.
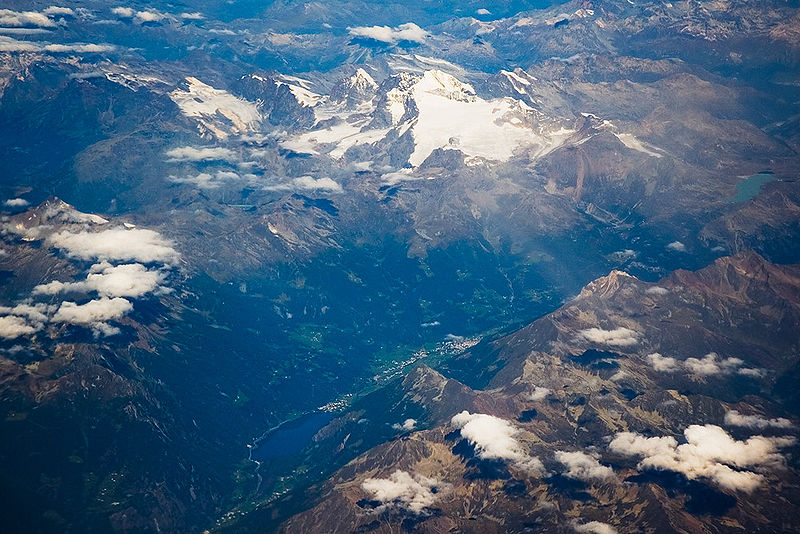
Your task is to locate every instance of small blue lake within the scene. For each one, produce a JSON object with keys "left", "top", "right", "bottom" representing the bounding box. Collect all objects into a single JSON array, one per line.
[
  {"left": 252, "top": 411, "right": 335, "bottom": 461},
  {"left": 731, "top": 172, "right": 774, "bottom": 203}
]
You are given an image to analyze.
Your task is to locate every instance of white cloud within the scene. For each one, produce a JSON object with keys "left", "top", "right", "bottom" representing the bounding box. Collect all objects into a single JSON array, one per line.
[
  {"left": 34, "top": 262, "right": 165, "bottom": 298},
  {"left": 348, "top": 22, "right": 428, "bottom": 44},
  {"left": 529, "top": 386, "right": 551, "bottom": 401},
  {"left": 293, "top": 176, "right": 342, "bottom": 192},
  {"left": 166, "top": 146, "right": 236, "bottom": 162},
  {"left": 4, "top": 198, "right": 29, "bottom": 207},
  {"left": 381, "top": 169, "right": 416, "bottom": 185},
  {"left": 92, "top": 321, "right": 121, "bottom": 337},
  {"left": 555, "top": 451, "right": 614, "bottom": 482},
  {"left": 0, "top": 28, "right": 51, "bottom": 34},
  {"left": 392, "top": 418, "right": 417, "bottom": 431},
  {"left": 451, "top": 411, "right": 543, "bottom": 473},
  {"left": 573, "top": 521, "right": 617, "bottom": 534},
  {"left": 264, "top": 176, "right": 344, "bottom": 193},
  {"left": 737, "top": 367, "right": 765, "bottom": 378},
  {"left": 0, "top": 35, "right": 114, "bottom": 53},
  {"left": 666, "top": 241, "right": 686, "bottom": 252},
  {"left": 84, "top": 262, "right": 164, "bottom": 297},
  {"left": 0, "top": 9, "right": 57, "bottom": 28},
  {"left": 47, "top": 227, "right": 180, "bottom": 264},
  {"left": 724, "top": 410, "right": 793, "bottom": 430},
  {"left": 135, "top": 10, "right": 166, "bottom": 23},
  {"left": 0, "top": 303, "right": 52, "bottom": 323},
  {"left": 53, "top": 297, "right": 132, "bottom": 323},
  {"left": 181, "top": 12, "right": 204, "bottom": 20},
  {"left": 0, "top": 315, "right": 38, "bottom": 338},
  {"left": 43, "top": 43, "right": 115, "bottom": 53},
  {"left": 361, "top": 470, "right": 441, "bottom": 513},
  {"left": 645, "top": 286, "right": 669, "bottom": 295},
  {"left": 111, "top": 7, "right": 134, "bottom": 18},
  {"left": 169, "top": 170, "right": 252, "bottom": 189},
  {"left": 610, "top": 370, "right": 626, "bottom": 382},
  {"left": 609, "top": 425, "right": 795, "bottom": 492},
  {"left": 0, "top": 35, "right": 39, "bottom": 51},
  {"left": 684, "top": 352, "right": 742, "bottom": 377},
  {"left": 476, "top": 8, "right": 491, "bottom": 15},
  {"left": 577, "top": 327, "right": 638, "bottom": 347},
  {"left": 43, "top": 6, "right": 74, "bottom": 16},
  {"left": 647, "top": 351, "right": 761, "bottom": 378},
  {"left": 646, "top": 352, "right": 679, "bottom": 372}
]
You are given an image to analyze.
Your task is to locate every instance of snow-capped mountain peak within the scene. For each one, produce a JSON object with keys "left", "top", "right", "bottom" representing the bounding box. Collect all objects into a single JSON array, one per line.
[
  {"left": 412, "top": 69, "right": 477, "bottom": 102},
  {"left": 329, "top": 68, "right": 379, "bottom": 108},
  {"left": 281, "top": 68, "right": 575, "bottom": 167},
  {"left": 350, "top": 68, "right": 378, "bottom": 91}
]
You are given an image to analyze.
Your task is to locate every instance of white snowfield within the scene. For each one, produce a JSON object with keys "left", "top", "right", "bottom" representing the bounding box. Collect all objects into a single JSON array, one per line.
[
  {"left": 579, "top": 113, "right": 665, "bottom": 158},
  {"left": 281, "top": 69, "right": 575, "bottom": 167},
  {"left": 258, "top": 73, "right": 321, "bottom": 107},
  {"left": 170, "top": 77, "right": 261, "bottom": 139}
]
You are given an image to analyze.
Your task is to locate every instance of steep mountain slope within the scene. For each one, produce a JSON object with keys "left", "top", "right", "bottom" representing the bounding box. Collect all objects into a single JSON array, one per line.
[{"left": 278, "top": 252, "right": 800, "bottom": 533}]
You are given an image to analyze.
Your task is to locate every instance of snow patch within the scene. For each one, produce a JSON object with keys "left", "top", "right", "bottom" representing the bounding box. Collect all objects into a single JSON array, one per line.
[{"left": 170, "top": 77, "right": 261, "bottom": 139}]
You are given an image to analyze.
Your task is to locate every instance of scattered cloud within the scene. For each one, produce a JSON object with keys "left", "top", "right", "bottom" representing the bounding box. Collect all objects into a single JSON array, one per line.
[
  {"left": 0, "top": 28, "right": 51, "bottom": 34},
  {"left": 577, "top": 327, "right": 639, "bottom": 347},
  {"left": 53, "top": 297, "right": 132, "bottom": 324},
  {"left": 646, "top": 351, "right": 761, "bottom": 378},
  {"left": 666, "top": 241, "right": 686, "bottom": 252},
  {"left": 43, "top": 6, "right": 74, "bottom": 17},
  {"left": 724, "top": 410, "right": 793, "bottom": 430},
  {"left": 0, "top": 303, "right": 52, "bottom": 324},
  {"left": 111, "top": 7, "right": 134, "bottom": 18},
  {"left": 111, "top": 7, "right": 169, "bottom": 23},
  {"left": 92, "top": 321, "right": 122, "bottom": 337},
  {"left": 609, "top": 425, "right": 795, "bottom": 492},
  {"left": 555, "top": 451, "right": 614, "bottom": 482},
  {"left": 348, "top": 22, "right": 428, "bottom": 44},
  {"left": 180, "top": 12, "right": 204, "bottom": 20},
  {"left": 263, "top": 176, "right": 344, "bottom": 193},
  {"left": 684, "top": 352, "right": 747, "bottom": 377},
  {"left": 43, "top": 43, "right": 115, "bottom": 53},
  {"left": 610, "top": 249, "right": 635, "bottom": 262},
  {"left": 529, "top": 386, "right": 551, "bottom": 401},
  {"left": 0, "top": 35, "right": 115, "bottom": 53},
  {"left": 451, "top": 411, "right": 543, "bottom": 473},
  {"left": 361, "top": 470, "right": 442, "bottom": 513},
  {"left": 166, "top": 146, "right": 237, "bottom": 162},
  {"left": 169, "top": 170, "right": 253, "bottom": 189},
  {"left": 47, "top": 227, "right": 180, "bottom": 264},
  {"left": 34, "top": 262, "right": 165, "bottom": 298},
  {"left": 0, "top": 303, "right": 53, "bottom": 338},
  {"left": 0, "top": 315, "right": 38, "bottom": 338},
  {"left": 646, "top": 352, "right": 679, "bottom": 372},
  {"left": 392, "top": 418, "right": 417, "bottom": 431},
  {"left": 645, "top": 286, "right": 669, "bottom": 295},
  {"left": 572, "top": 521, "right": 617, "bottom": 534},
  {"left": 381, "top": 169, "right": 417, "bottom": 185},
  {"left": 610, "top": 370, "right": 627, "bottom": 382},
  {"left": 476, "top": 8, "right": 491, "bottom": 15},
  {"left": 4, "top": 198, "right": 29, "bottom": 207},
  {"left": 134, "top": 10, "right": 167, "bottom": 23},
  {"left": 737, "top": 367, "right": 765, "bottom": 377},
  {"left": 293, "top": 176, "right": 342, "bottom": 192},
  {"left": 2, "top": 202, "right": 178, "bottom": 339},
  {"left": 0, "top": 9, "right": 57, "bottom": 28}
]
